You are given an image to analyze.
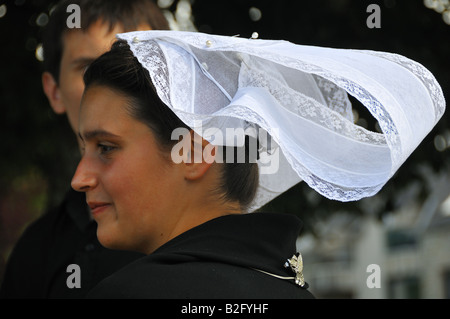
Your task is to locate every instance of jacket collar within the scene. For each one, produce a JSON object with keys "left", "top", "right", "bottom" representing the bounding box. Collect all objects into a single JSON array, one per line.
[{"left": 153, "top": 212, "right": 303, "bottom": 281}]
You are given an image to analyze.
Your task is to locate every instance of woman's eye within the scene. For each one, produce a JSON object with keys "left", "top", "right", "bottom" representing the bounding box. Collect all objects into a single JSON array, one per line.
[{"left": 98, "top": 144, "right": 116, "bottom": 155}]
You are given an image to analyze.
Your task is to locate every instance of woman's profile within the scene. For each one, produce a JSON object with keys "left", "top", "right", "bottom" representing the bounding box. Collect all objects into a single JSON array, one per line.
[
  {"left": 72, "top": 39, "right": 312, "bottom": 298},
  {"left": 72, "top": 31, "right": 444, "bottom": 298}
]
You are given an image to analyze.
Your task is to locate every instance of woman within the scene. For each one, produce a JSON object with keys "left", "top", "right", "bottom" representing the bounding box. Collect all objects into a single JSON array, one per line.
[
  {"left": 72, "top": 39, "right": 312, "bottom": 298},
  {"left": 72, "top": 31, "right": 444, "bottom": 298}
]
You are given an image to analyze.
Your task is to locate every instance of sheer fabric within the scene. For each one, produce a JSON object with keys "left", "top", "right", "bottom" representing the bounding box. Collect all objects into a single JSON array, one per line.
[{"left": 117, "top": 31, "right": 445, "bottom": 211}]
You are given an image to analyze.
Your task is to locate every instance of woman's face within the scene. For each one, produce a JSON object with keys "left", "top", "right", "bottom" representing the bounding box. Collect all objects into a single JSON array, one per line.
[{"left": 71, "top": 86, "right": 184, "bottom": 253}]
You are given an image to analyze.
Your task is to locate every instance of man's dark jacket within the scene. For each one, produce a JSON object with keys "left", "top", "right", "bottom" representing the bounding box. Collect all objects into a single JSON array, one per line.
[{"left": 0, "top": 189, "right": 143, "bottom": 298}]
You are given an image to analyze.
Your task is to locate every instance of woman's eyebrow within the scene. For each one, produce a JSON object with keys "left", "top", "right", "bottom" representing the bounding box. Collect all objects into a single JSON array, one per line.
[{"left": 78, "top": 129, "right": 122, "bottom": 142}]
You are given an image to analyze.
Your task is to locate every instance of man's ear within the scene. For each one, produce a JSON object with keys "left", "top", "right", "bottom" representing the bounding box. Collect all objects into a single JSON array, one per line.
[
  {"left": 184, "top": 130, "right": 217, "bottom": 181},
  {"left": 42, "top": 72, "right": 66, "bottom": 114}
]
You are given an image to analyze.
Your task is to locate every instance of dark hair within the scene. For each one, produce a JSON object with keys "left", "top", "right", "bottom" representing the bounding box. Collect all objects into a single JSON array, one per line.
[
  {"left": 42, "top": 0, "right": 169, "bottom": 83},
  {"left": 83, "top": 40, "right": 259, "bottom": 211}
]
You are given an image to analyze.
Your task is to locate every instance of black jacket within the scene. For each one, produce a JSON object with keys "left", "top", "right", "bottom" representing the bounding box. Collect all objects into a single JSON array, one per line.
[
  {"left": 0, "top": 189, "right": 143, "bottom": 298},
  {"left": 87, "top": 212, "right": 314, "bottom": 299}
]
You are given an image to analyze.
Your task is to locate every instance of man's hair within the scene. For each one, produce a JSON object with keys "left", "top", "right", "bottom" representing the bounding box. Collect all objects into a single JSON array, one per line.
[
  {"left": 83, "top": 40, "right": 259, "bottom": 211},
  {"left": 42, "top": 0, "right": 169, "bottom": 83}
]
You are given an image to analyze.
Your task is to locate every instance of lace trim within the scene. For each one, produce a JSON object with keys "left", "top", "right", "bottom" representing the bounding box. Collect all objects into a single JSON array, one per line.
[
  {"left": 319, "top": 72, "right": 402, "bottom": 167},
  {"left": 231, "top": 44, "right": 401, "bottom": 159},
  {"left": 239, "top": 62, "right": 387, "bottom": 146},
  {"left": 127, "top": 37, "right": 393, "bottom": 203},
  {"left": 120, "top": 32, "right": 444, "bottom": 205},
  {"left": 312, "top": 74, "right": 353, "bottom": 120},
  {"left": 130, "top": 40, "right": 172, "bottom": 107},
  {"left": 362, "top": 50, "right": 445, "bottom": 122}
]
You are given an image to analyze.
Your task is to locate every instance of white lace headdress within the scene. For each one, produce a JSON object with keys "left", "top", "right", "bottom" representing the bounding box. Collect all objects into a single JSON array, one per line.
[{"left": 117, "top": 30, "right": 445, "bottom": 212}]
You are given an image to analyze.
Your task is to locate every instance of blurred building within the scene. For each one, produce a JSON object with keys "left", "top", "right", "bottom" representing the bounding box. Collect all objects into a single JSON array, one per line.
[{"left": 299, "top": 171, "right": 450, "bottom": 299}]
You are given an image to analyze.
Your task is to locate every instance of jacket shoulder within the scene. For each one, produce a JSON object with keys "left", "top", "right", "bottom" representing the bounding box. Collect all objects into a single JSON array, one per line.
[{"left": 87, "top": 255, "right": 314, "bottom": 299}]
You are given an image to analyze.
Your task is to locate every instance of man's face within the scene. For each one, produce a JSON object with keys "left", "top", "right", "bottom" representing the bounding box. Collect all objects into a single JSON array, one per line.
[
  {"left": 42, "top": 20, "right": 150, "bottom": 135},
  {"left": 57, "top": 20, "right": 124, "bottom": 133}
]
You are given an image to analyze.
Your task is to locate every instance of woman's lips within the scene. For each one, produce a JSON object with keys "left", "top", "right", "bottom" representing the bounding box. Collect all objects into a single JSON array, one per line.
[{"left": 88, "top": 202, "right": 111, "bottom": 216}]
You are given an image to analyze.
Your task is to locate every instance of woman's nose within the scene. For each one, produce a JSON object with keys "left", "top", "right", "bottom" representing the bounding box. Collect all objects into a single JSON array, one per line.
[{"left": 71, "top": 156, "right": 98, "bottom": 192}]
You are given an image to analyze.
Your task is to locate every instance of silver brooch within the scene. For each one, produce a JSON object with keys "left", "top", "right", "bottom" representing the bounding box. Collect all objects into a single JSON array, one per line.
[{"left": 284, "top": 253, "right": 305, "bottom": 287}]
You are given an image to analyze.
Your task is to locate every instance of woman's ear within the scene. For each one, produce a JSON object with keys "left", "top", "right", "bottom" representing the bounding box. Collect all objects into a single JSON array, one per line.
[
  {"left": 184, "top": 131, "right": 217, "bottom": 181},
  {"left": 42, "top": 72, "right": 66, "bottom": 114}
]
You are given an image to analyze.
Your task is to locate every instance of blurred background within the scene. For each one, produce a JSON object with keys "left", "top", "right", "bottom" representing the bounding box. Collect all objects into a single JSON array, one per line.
[{"left": 0, "top": 0, "right": 449, "bottom": 298}]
